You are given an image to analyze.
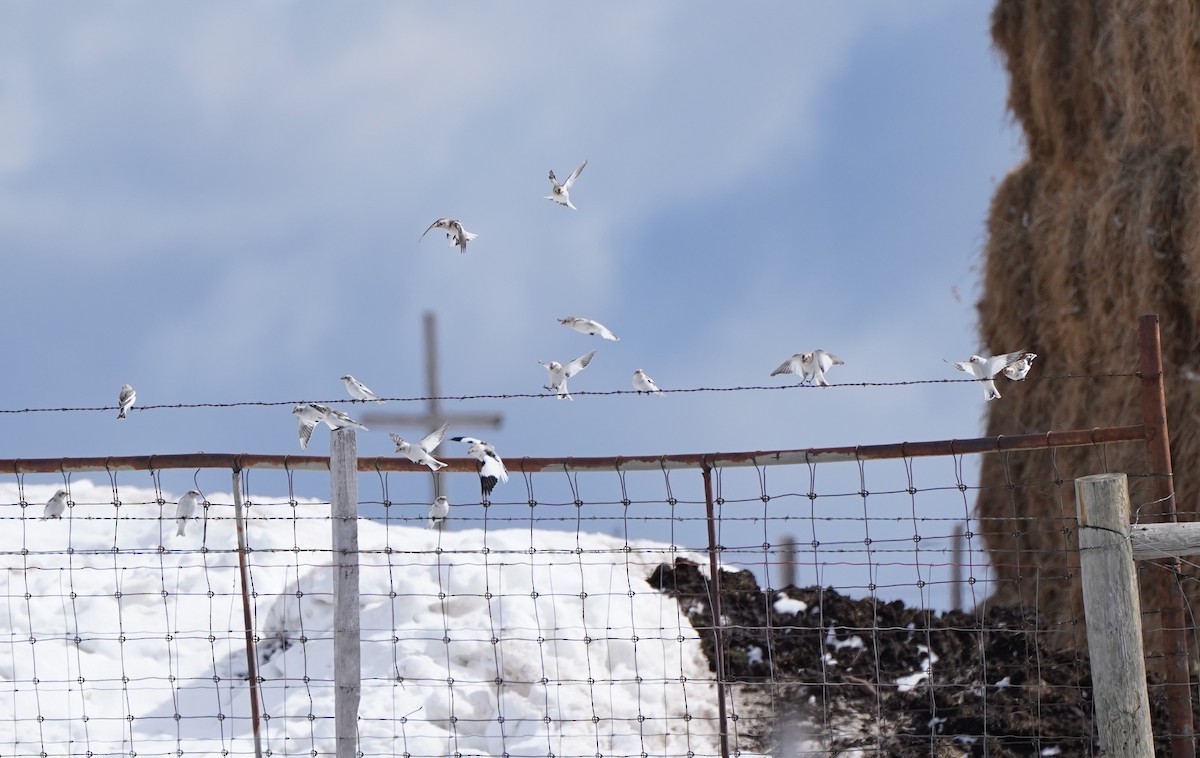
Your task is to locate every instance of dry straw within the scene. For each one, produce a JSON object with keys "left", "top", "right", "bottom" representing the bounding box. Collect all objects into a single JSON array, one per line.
[{"left": 978, "top": 0, "right": 1200, "bottom": 662}]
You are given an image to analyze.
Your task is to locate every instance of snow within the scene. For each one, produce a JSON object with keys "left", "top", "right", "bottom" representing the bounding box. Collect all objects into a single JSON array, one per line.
[
  {"left": 0, "top": 480, "right": 723, "bottom": 756},
  {"left": 772, "top": 592, "right": 808, "bottom": 615},
  {"left": 895, "top": 644, "right": 938, "bottom": 693}
]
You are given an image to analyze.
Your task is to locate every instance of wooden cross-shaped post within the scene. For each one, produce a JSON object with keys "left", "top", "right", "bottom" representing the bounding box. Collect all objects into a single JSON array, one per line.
[{"left": 362, "top": 311, "right": 503, "bottom": 499}]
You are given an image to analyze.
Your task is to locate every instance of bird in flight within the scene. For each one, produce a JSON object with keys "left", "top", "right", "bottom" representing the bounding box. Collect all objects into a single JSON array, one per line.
[
  {"left": 546, "top": 160, "right": 588, "bottom": 210},
  {"left": 420, "top": 217, "right": 478, "bottom": 254}
]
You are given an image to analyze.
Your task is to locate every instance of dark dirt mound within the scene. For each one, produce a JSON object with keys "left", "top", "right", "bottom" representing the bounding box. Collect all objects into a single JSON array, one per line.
[{"left": 651, "top": 558, "right": 1191, "bottom": 756}]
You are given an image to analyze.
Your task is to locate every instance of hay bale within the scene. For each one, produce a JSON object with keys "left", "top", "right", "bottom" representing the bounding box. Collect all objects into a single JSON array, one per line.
[{"left": 980, "top": 0, "right": 1200, "bottom": 662}]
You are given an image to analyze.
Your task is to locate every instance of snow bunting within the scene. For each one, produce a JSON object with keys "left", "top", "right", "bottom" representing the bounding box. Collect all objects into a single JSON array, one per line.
[
  {"left": 292, "top": 403, "right": 328, "bottom": 450},
  {"left": 558, "top": 316, "right": 619, "bottom": 341},
  {"left": 1003, "top": 352, "right": 1038, "bottom": 381},
  {"left": 321, "top": 406, "right": 368, "bottom": 431},
  {"left": 43, "top": 489, "right": 67, "bottom": 519},
  {"left": 389, "top": 422, "right": 449, "bottom": 471},
  {"left": 546, "top": 159, "right": 588, "bottom": 210},
  {"left": 948, "top": 350, "right": 1032, "bottom": 400},
  {"left": 771, "top": 350, "right": 844, "bottom": 387},
  {"left": 420, "top": 217, "right": 477, "bottom": 255},
  {"left": 117, "top": 384, "right": 136, "bottom": 419},
  {"left": 341, "top": 374, "right": 383, "bottom": 402},
  {"left": 632, "top": 369, "right": 663, "bottom": 396},
  {"left": 176, "top": 490, "right": 202, "bottom": 536},
  {"left": 428, "top": 495, "right": 450, "bottom": 530},
  {"left": 540, "top": 350, "right": 597, "bottom": 400},
  {"left": 450, "top": 436, "right": 509, "bottom": 499}
]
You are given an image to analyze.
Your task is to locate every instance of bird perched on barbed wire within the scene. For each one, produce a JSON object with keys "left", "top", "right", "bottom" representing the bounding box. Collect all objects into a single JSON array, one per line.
[
  {"left": 947, "top": 349, "right": 1033, "bottom": 401},
  {"left": 292, "top": 403, "right": 328, "bottom": 450},
  {"left": 176, "top": 490, "right": 202, "bottom": 537},
  {"left": 540, "top": 350, "right": 597, "bottom": 400},
  {"left": 420, "top": 217, "right": 477, "bottom": 255},
  {"left": 428, "top": 495, "right": 450, "bottom": 530},
  {"left": 390, "top": 422, "right": 449, "bottom": 471},
  {"left": 451, "top": 436, "right": 509, "bottom": 500},
  {"left": 1003, "top": 352, "right": 1038, "bottom": 381},
  {"left": 632, "top": 369, "right": 664, "bottom": 396},
  {"left": 771, "top": 350, "right": 844, "bottom": 387},
  {"left": 341, "top": 374, "right": 383, "bottom": 402},
  {"left": 545, "top": 159, "right": 588, "bottom": 210},
  {"left": 117, "top": 384, "right": 136, "bottom": 419},
  {"left": 558, "top": 316, "right": 619, "bottom": 341},
  {"left": 43, "top": 489, "right": 67, "bottom": 519}
]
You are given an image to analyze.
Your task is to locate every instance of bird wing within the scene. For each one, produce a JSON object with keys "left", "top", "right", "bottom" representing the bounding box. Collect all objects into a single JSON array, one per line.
[
  {"left": 419, "top": 218, "right": 446, "bottom": 241},
  {"left": 481, "top": 450, "right": 509, "bottom": 483},
  {"left": 298, "top": 418, "right": 316, "bottom": 450},
  {"left": 771, "top": 355, "right": 802, "bottom": 376},
  {"left": 548, "top": 169, "right": 559, "bottom": 188},
  {"left": 420, "top": 422, "right": 450, "bottom": 453},
  {"left": 565, "top": 350, "right": 596, "bottom": 377},
  {"left": 982, "top": 350, "right": 1029, "bottom": 376},
  {"left": 563, "top": 159, "right": 587, "bottom": 189},
  {"left": 817, "top": 351, "right": 844, "bottom": 370},
  {"left": 451, "top": 436, "right": 485, "bottom": 446}
]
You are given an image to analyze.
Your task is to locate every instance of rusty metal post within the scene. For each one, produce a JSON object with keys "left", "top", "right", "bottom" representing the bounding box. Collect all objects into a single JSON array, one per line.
[
  {"left": 701, "top": 466, "right": 730, "bottom": 758},
  {"left": 1138, "top": 313, "right": 1195, "bottom": 756},
  {"left": 232, "top": 468, "right": 265, "bottom": 758}
]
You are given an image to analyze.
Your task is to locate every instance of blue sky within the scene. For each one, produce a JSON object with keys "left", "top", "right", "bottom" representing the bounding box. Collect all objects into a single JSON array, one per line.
[{"left": 0, "top": 3, "right": 1024, "bottom": 604}]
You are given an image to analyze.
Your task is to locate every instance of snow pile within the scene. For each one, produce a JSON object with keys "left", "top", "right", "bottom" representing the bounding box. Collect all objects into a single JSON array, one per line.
[{"left": 0, "top": 480, "right": 722, "bottom": 757}]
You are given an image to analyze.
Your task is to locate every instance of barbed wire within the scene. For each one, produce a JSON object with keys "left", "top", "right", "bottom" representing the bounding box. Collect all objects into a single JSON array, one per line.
[{"left": 0, "top": 372, "right": 1143, "bottom": 416}]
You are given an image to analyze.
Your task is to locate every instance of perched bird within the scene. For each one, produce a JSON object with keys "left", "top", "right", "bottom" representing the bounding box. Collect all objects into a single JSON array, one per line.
[
  {"left": 545, "top": 159, "right": 588, "bottom": 210},
  {"left": 558, "top": 316, "right": 619, "bottom": 341},
  {"left": 428, "top": 495, "right": 450, "bottom": 530},
  {"left": 176, "top": 490, "right": 202, "bottom": 537},
  {"left": 117, "top": 384, "right": 136, "bottom": 420},
  {"left": 321, "top": 406, "right": 368, "bottom": 431},
  {"left": 451, "top": 436, "right": 509, "bottom": 499},
  {"left": 1003, "top": 352, "right": 1038, "bottom": 381},
  {"left": 948, "top": 350, "right": 1032, "bottom": 401},
  {"left": 420, "top": 217, "right": 477, "bottom": 255},
  {"left": 389, "top": 422, "right": 450, "bottom": 471},
  {"left": 341, "top": 374, "right": 383, "bottom": 402},
  {"left": 43, "top": 489, "right": 68, "bottom": 520},
  {"left": 771, "top": 350, "right": 844, "bottom": 387},
  {"left": 292, "top": 403, "right": 329, "bottom": 450},
  {"left": 540, "top": 350, "right": 597, "bottom": 400},
  {"left": 632, "top": 369, "right": 664, "bottom": 396}
]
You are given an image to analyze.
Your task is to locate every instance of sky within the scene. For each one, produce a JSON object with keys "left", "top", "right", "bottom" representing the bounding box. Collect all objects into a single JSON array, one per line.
[{"left": 0, "top": 4, "right": 1025, "bottom": 607}]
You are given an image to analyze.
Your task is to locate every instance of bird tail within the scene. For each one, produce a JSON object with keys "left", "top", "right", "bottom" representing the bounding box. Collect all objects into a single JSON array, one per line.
[
  {"left": 177, "top": 521, "right": 187, "bottom": 537},
  {"left": 117, "top": 408, "right": 127, "bottom": 419},
  {"left": 462, "top": 231, "right": 478, "bottom": 242}
]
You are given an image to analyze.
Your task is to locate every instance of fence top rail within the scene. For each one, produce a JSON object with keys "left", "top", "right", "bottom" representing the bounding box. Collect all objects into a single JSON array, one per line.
[{"left": 0, "top": 424, "right": 1145, "bottom": 475}]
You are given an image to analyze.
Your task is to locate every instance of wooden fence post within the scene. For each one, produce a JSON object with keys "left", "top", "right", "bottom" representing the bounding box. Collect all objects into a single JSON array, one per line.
[
  {"left": 1075, "top": 473, "right": 1154, "bottom": 756},
  {"left": 330, "top": 429, "right": 361, "bottom": 758}
]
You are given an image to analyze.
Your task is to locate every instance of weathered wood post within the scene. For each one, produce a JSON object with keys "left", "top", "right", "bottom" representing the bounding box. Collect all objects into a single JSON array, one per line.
[
  {"left": 1075, "top": 473, "right": 1153, "bottom": 755},
  {"left": 330, "top": 429, "right": 360, "bottom": 758}
]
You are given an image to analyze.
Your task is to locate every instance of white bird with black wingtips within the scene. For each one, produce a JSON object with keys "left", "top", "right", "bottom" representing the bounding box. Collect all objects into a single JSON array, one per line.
[
  {"left": 321, "top": 405, "right": 368, "bottom": 432},
  {"left": 389, "top": 422, "right": 449, "bottom": 471},
  {"left": 341, "top": 374, "right": 383, "bottom": 402},
  {"left": 558, "top": 316, "right": 619, "bottom": 341},
  {"left": 428, "top": 495, "right": 450, "bottom": 530},
  {"left": 948, "top": 349, "right": 1032, "bottom": 401},
  {"left": 1003, "top": 352, "right": 1038, "bottom": 382},
  {"left": 292, "top": 403, "right": 328, "bottom": 450},
  {"left": 43, "top": 489, "right": 67, "bottom": 520},
  {"left": 176, "top": 490, "right": 202, "bottom": 537},
  {"left": 117, "top": 384, "right": 136, "bottom": 419},
  {"left": 771, "top": 350, "right": 844, "bottom": 387},
  {"left": 632, "top": 369, "right": 663, "bottom": 396},
  {"left": 420, "top": 217, "right": 477, "bottom": 255},
  {"left": 450, "top": 436, "right": 509, "bottom": 500},
  {"left": 546, "top": 159, "right": 588, "bottom": 210},
  {"left": 540, "top": 350, "right": 597, "bottom": 400}
]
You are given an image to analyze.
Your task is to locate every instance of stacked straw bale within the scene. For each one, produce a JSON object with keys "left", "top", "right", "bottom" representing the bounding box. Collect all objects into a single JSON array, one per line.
[{"left": 979, "top": 0, "right": 1200, "bottom": 659}]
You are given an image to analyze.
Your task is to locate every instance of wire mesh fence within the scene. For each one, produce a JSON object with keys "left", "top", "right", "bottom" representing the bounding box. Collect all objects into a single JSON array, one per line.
[{"left": 0, "top": 418, "right": 1190, "bottom": 757}]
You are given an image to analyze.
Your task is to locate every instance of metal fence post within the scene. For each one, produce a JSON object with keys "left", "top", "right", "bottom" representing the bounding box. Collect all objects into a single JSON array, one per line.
[
  {"left": 701, "top": 465, "right": 729, "bottom": 758},
  {"left": 330, "top": 429, "right": 361, "bottom": 758},
  {"left": 1075, "top": 473, "right": 1155, "bottom": 755},
  {"left": 232, "top": 468, "right": 265, "bottom": 758}
]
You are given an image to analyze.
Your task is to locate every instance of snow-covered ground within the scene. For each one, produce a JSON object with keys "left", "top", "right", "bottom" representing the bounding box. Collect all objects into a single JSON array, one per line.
[{"left": 0, "top": 479, "right": 732, "bottom": 757}]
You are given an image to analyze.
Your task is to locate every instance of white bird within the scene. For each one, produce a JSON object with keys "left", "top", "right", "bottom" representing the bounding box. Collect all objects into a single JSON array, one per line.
[
  {"left": 558, "top": 316, "right": 619, "bottom": 341},
  {"left": 451, "top": 436, "right": 509, "bottom": 499},
  {"left": 632, "top": 369, "right": 663, "bottom": 396},
  {"left": 540, "top": 350, "right": 597, "bottom": 400},
  {"left": 420, "top": 217, "right": 478, "bottom": 254},
  {"left": 771, "top": 350, "right": 844, "bottom": 387},
  {"left": 321, "top": 406, "right": 368, "bottom": 431},
  {"left": 43, "top": 489, "right": 67, "bottom": 519},
  {"left": 1003, "top": 352, "right": 1038, "bottom": 381},
  {"left": 948, "top": 349, "right": 1032, "bottom": 401},
  {"left": 546, "top": 160, "right": 588, "bottom": 210},
  {"left": 292, "top": 403, "right": 329, "bottom": 450},
  {"left": 428, "top": 495, "right": 450, "bottom": 530},
  {"left": 341, "top": 374, "right": 383, "bottom": 402},
  {"left": 176, "top": 490, "right": 202, "bottom": 537},
  {"left": 389, "top": 422, "right": 449, "bottom": 471},
  {"left": 117, "top": 384, "right": 136, "bottom": 419}
]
